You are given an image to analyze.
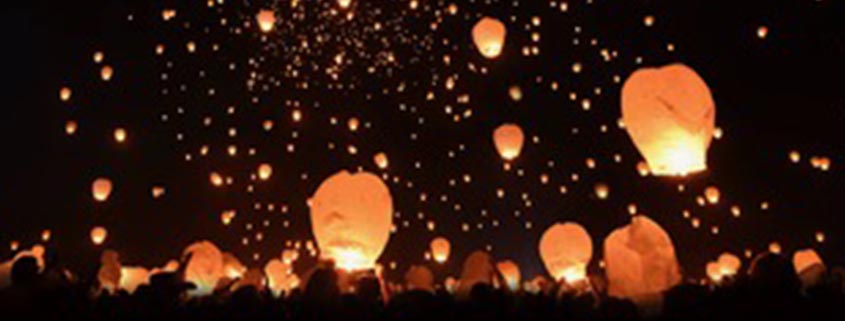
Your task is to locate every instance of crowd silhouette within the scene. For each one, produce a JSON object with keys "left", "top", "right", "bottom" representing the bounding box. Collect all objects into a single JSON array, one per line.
[{"left": 1, "top": 251, "right": 843, "bottom": 320}]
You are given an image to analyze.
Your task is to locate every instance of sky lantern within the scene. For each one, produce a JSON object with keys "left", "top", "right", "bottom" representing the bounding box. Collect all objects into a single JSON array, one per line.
[
  {"left": 539, "top": 222, "right": 593, "bottom": 283},
  {"left": 493, "top": 123, "right": 524, "bottom": 161},
  {"left": 119, "top": 266, "right": 150, "bottom": 294},
  {"left": 258, "top": 163, "right": 273, "bottom": 181},
  {"left": 457, "top": 251, "right": 496, "bottom": 299},
  {"left": 792, "top": 248, "right": 823, "bottom": 274},
  {"left": 91, "top": 226, "right": 108, "bottom": 245},
  {"left": 151, "top": 186, "right": 166, "bottom": 198},
  {"left": 704, "top": 186, "right": 720, "bottom": 204},
  {"left": 338, "top": 0, "right": 352, "bottom": 9},
  {"left": 472, "top": 17, "right": 507, "bottom": 59},
  {"left": 509, "top": 85, "right": 522, "bottom": 102},
  {"left": 309, "top": 170, "right": 393, "bottom": 271},
  {"left": 706, "top": 252, "right": 741, "bottom": 283},
  {"left": 594, "top": 183, "right": 610, "bottom": 200},
  {"left": 256, "top": 9, "right": 275, "bottom": 33},
  {"left": 373, "top": 152, "right": 389, "bottom": 169},
  {"left": 347, "top": 117, "right": 360, "bottom": 132},
  {"left": 621, "top": 63, "right": 716, "bottom": 176},
  {"left": 59, "top": 87, "right": 72, "bottom": 102},
  {"left": 92, "top": 178, "right": 113, "bottom": 202},
  {"left": 114, "top": 128, "right": 127, "bottom": 143},
  {"left": 222, "top": 252, "right": 246, "bottom": 279},
  {"left": 757, "top": 26, "right": 769, "bottom": 39},
  {"left": 65, "top": 120, "right": 78, "bottom": 135},
  {"left": 210, "top": 172, "right": 224, "bottom": 187},
  {"left": 97, "top": 250, "right": 121, "bottom": 293},
  {"left": 496, "top": 260, "right": 521, "bottom": 292},
  {"left": 100, "top": 65, "right": 114, "bottom": 81},
  {"left": 182, "top": 241, "right": 225, "bottom": 297},
  {"left": 405, "top": 265, "right": 435, "bottom": 292},
  {"left": 430, "top": 237, "right": 451, "bottom": 263},
  {"left": 265, "top": 259, "right": 299, "bottom": 297},
  {"left": 604, "top": 216, "right": 681, "bottom": 309}
]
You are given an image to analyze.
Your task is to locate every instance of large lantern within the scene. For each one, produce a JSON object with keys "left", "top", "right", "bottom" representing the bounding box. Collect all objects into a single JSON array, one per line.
[
  {"left": 493, "top": 123, "right": 524, "bottom": 161},
  {"left": 472, "top": 17, "right": 507, "bottom": 59},
  {"left": 539, "top": 222, "right": 593, "bottom": 283},
  {"left": 621, "top": 63, "right": 716, "bottom": 176},
  {"left": 309, "top": 170, "right": 393, "bottom": 271},
  {"left": 182, "top": 241, "right": 225, "bottom": 297},
  {"left": 604, "top": 216, "right": 681, "bottom": 309},
  {"left": 92, "top": 178, "right": 113, "bottom": 202},
  {"left": 430, "top": 237, "right": 451, "bottom": 264}
]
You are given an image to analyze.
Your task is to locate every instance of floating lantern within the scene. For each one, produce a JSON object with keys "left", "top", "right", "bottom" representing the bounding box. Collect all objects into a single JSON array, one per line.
[
  {"left": 309, "top": 170, "right": 393, "bottom": 271},
  {"left": 119, "top": 266, "right": 150, "bottom": 294},
  {"left": 430, "top": 237, "right": 451, "bottom": 264},
  {"left": 92, "top": 178, "right": 113, "bottom": 202},
  {"left": 91, "top": 226, "right": 108, "bottom": 245},
  {"left": 256, "top": 9, "right": 275, "bottom": 33},
  {"left": 496, "top": 260, "right": 521, "bottom": 292},
  {"left": 493, "top": 123, "right": 524, "bottom": 161},
  {"left": 472, "top": 17, "right": 507, "bottom": 59},
  {"left": 539, "top": 222, "right": 592, "bottom": 283},
  {"left": 621, "top": 64, "right": 716, "bottom": 176},
  {"left": 258, "top": 163, "right": 273, "bottom": 181},
  {"left": 374, "top": 152, "right": 389, "bottom": 169},
  {"left": 183, "top": 241, "right": 225, "bottom": 297},
  {"left": 604, "top": 216, "right": 681, "bottom": 309}
]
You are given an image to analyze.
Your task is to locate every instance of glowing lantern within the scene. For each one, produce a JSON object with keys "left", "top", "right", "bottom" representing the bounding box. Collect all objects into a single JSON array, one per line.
[
  {"left": 151, "top": 186, "right": 166, "bottom": 198},
  {"left": 539, "top": 222, "right": 593, "bottom": 283},
  {"left": 91, "top": 226, "right": 108, "bottom": 245},
  {"left": 347, "top": 117, "right": 360, "bottom": 132},
  {"left": 65, "top": 120, "right": 78, "bottom": 135},
  {"left": 704, "top": 186, "right": 720, "bottom": 204},
  {"left": 222, "top": 252, "right": 246, "bottom": 279},
  {"left": 119, "top": 266, "right": 150, "bottom": 294},
  {"left": 621, "top": 63, "right": 716, "bottom": 176},
  {"left": 757, "top": 26, "right": 768, "bottom": 39},
  {"left": 256, "top": 9, "right": 275, "bottom": 33},
  {"left": 496, "top": 260, "right": 521, "bottom": 291},
  {"left": 309, "top": 170, "right": 393, "bottom": 271},
  {"left": 265, "top": 259, "right": 299, "bottom": 297},
  {"left": 373, "top": 152, "right": 389, "bottom": 169},
  {"left": 282, "top": 249, "right": 299, "bottom": 264},
  {"left": 604, "top": 216, "right": 681, "bottom": 309},
  {"left": 258, "top": 163, "right": 273, "bottom": 181},
  {"left": 97, "top": 250, "right": 121, "bottom": 293},
  {"left": 100, "top": 65, "right": 114, "bottom": 81},
  {"left": 792, "top": 248, "right": 823, "bottom": 274},
  {"left": 114, "top": 128, "right": 127, "bottom": 143},
  {"left": 472, "top": 17, "right": 507, "bottom": 59},
  {"left": 493, "top": 123, "right": 524, "bottom": 161},
  {"left": 92, "top": 178, "right": 113, "bottom": 202},
  {"left": 509, "top": 85, "right": 522, "bottom": 102},
  {"left": 338, "top": 0, "right": 352, "bottom": 9},
  {"left": 594, "top": 183, "right": 610, "bottom": 200},
  {"left": 405, "top": 265, "right": 435, "bottom": 292},
  {"left": 706, "top": 252, "right": 741, "bottom": 283},
  {"left": 59, "top": 87, "right": 72, "bottom": 102},
  {"left": 430, "top": 237, "right": 451, "bottom": 263},
  {"left": 182, "top": 241, "right": 225, "bottom": 296},
  {"left": 210, "top": 172, "right": 224, "bottom": 187},
  {"left": 457, "top": 251, "right": 496, "bottom": 299}
]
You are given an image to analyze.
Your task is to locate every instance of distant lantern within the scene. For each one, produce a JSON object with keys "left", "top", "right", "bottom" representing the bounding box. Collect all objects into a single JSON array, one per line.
[
  {"left": 256, "top": 9, "right": 275, "bottom": 33},
  {"left": 374, "top": 152, "right": 389, "bottom": 169},
  {"left": 347, "top": 117, "right": 360, "bottom": 132},
  {"left": 309, "top": 170, "right": 393, "bottom": 271},
  {"left": 496, "top": 260, "right": 521, "bottom": 291},
  {"left": 430, "top": 237, "right": 451, "bottom": 263},
  {"left": 65, "top": 120, "right": 78, "bottom": 135},
  {"left": 92, "top": 178, "right": 113, "bottom": 202},
  {"left": 210, "top": 172, "right": 224, "bottom": 187},
  {"left": 621, "top": 63, "right": 716, "bottom": 176},
  {"left": 706, "top": 252, "right": 741, "bottom": 283},
  {"left": 151, "top": 186, "right": 166, "bottom": 198},
  {"left": 90, "top": 226, "right": 108, "bottom": 245},
  {"left": 472, "top": 17, "right": 507, "bottom": 59},
  {"left": 509, "top": 85, "right": 523, "bottom": 102},
  {"left": 757, "top": 26, "right": 768, "bottom": 39},
  {"left": 493, "top": 123, "right": 524, "bottom": 161},
  {"left": 258, "top": 163, "right": 273, "bottom": 181},
  {"left": 114, "top": 128, "right": 127, "bottom": 143},
  {"left": 59, "top": 87, "right": 72, "bottom": 102},
  {"left": 539, "top": 222, "right": 593, "bottom": 283},
  {"left": 604, "top": 216, "right": 681, "bottom": 308},
  {"left": 100, "top": 65, "right": 114, "bottom": 81},
  {"left": 594, "top": 183, "right": 610, "bottom": 200},
  {"left": 793, "top": 248, "right": 824, "bottom": 274},
  {"left": 704, "top": 186, "right": 720, "bottom": 204},
  {"left": 338, "top": 0, "right": 352, "bottom": 9}
]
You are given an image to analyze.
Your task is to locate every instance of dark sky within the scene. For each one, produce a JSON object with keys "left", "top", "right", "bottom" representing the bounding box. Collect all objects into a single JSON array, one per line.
[{"left": 1, "top": 0, "right": 844, "bottom": 280}]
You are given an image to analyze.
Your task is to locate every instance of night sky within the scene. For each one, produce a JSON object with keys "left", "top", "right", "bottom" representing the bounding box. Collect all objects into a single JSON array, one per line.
[{"left": 1, "top": 0, "right": 844, "bottom": 281}]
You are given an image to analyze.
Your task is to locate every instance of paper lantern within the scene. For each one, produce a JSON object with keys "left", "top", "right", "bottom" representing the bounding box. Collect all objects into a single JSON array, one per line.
[
  {"left": 405, "top": 265, "right": 435, "bottom": 292},
  {"left": 100, "top": 65, "right": 114, "bottom": 81},
  {"left": 496, "top": 260, "right": 521, "bottom": 292},
  {"left": 309, "top": 170, "right": 393, "bottom": 271},
  {"left": 621, "top": 63, "right": 716, "bottom": 176},
  {"left": 373, "top": 152, "right": 389, "bottom": 169},
  {"left": 264, "top": 259, "right": 299, "bottom": 297},
  {"left": 91, "top": 226, "right": 108, "bottom": 245},
  {"left": 258, "top": 163, "right": 273, "bottom": 181},
  {"left": 493, "top": 123, "right": 524, "bottom": 161},
  {"left": 430, "top": 237, "right": 451, "bottom": 264},
  {"left": 182, "top": 241, "right": 225, "bottom": 296},
  {"left": 472, "top": 17, "right": 507, "bottom": 59},
  {"left": 604, "top": 216, "right": 681, "bottom": 308},
  {"left": 119, "top": 266, "right": 150, "bottom": 294},
  {"left": 792, "top": 248, "right": 823, "bottom": 274},
  {"left": 92, "top": 178, "right": 113, "bottom": 202},
  {"left": 222, "top": 252, "right": 246, "bottom": 279},
  {"left": 256, "top": 9, "right": 275, "bottom": 33},
  {"left": 114, "top": 128, "right": 127, "bottom": 143},
  {"left": 97, "top": 250, "right": 121, "bottom": 293},
  {"left": 706, "top": 252, "right": 741, "bottom": 282},
  {"left": 539, "top": 222, "right": 593, "bottom": 283},
  {"left": 704, "top": 186, "right": 720, "bottom": 204},
  {"left": 457, "top": 251, "right": 496, "bottom": 299}
]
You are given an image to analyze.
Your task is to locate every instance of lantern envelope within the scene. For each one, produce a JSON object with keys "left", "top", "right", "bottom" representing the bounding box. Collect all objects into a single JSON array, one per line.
[
  {"left": 621, "top": 63, "right": 716, "bottom": 176},
  {"left": 604, "top": 216, "right": 681, "bottom": 309},
  {"left": 310, "top": 170, "right": 393, "bottom": 271},
  {"left": 539, "top": 222, "right": 593, "bottom": 283},
  {"left": 430, "top": 237, "right": 451, "bottom": 263},
  {"left": 496, "top": 260, "right": 521, "bottom": 292},
  {"left": 493, "top": 123, "right": 524, "bottom": 161},
  {"left": 182, "top": 241, "right": 225, "bottom": 297},
  {"left": 472, "top": 17, "right": 507, "bottom": 59}
]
